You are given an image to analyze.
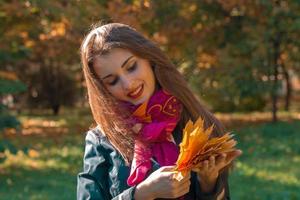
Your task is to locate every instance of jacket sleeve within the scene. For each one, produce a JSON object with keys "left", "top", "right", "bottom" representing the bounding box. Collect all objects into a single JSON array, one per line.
[
  {"left": 194, "top": 169, "right": 230, "bottom": 200},
  {"left": 77, "top": 131, "right": 137, "bottom": 200}
]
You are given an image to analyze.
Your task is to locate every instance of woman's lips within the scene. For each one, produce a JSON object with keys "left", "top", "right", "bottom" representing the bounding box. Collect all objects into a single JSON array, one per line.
[{"left": 127, "top": 85, "right": 144, "bottom": 99}]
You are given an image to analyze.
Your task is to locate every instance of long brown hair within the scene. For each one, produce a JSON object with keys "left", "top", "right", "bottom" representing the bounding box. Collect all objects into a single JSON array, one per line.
[{"left": 81, "top": 23, "right": 225, "bottom": 164}]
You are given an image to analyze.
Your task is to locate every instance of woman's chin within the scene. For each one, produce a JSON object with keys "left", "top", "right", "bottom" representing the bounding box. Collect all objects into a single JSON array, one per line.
[
  {"left": 127, "top": 88, "right": 155, "bottom": 105},
  {"left": 130, "top": 95, "right": 150, "bottom": 105}
]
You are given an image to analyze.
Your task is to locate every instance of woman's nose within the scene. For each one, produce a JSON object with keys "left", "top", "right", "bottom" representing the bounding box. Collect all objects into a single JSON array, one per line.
[{"left": 121, "top": 77, "right": 134, "bottom": 91}]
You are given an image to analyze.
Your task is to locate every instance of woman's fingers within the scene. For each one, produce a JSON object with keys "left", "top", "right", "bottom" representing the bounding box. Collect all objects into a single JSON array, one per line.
[
  {"left": 209, "top": 155, "right": 216, "bottom": 168},
  {"left": 194, "top": 155, "right": 217, "bottom": 169},
  {"left": 216, "top": 153, "right": 227, "bottom": 166},
  {"left": 215, "top": 149, "right": 242, "bottom": 168},
  {"left": 170, "top": 178, "right": 191, "bottom": 197},
  {"left": 191, "top": 167, "right": 200, "bottom": 173},
  {"left": 183, "top": 171, "right": 191, "bottom": 180},
  {"left": 193, "top": 150, "right": 242, "bottom": 173},
  {"left": 146, "top": 166, "right": 192, "bottom": 199},
  {"left": 163, "top": 172, "right": 191, "bottom": 198},
  {"left": 191, "top": 158, "right": 210, "bottom": 173},
  {"left": 180, "top": 174, "right": 191, "bottom": 185},
  {"left": 172, "top": 171, "right": 190, "bottom": 184},
  {"left": 225, "top": 149, "right": 242, "bottom": 163},
  {"left": 203, "top": 160, "right": 209, "bottom": 170},
  {"left": 175, "top": 181, "right": 191, "bottom": 197},
  {"left": 159, "top": 165, "right": 176, "bottom": 173}
]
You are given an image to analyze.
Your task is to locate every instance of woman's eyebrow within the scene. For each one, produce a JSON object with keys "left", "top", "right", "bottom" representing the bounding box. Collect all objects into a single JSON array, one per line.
[
  {"left": 121, "top": 55, "right": 134, "bottom": 68},
  {"left": 101, "top": 55, "right": 134, "bottom": 80}
]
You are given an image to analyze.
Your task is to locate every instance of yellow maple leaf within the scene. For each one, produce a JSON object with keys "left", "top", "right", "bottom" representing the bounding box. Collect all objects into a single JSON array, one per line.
[{"left": 174, "top": 117, "right": 236, "bottom": 180}]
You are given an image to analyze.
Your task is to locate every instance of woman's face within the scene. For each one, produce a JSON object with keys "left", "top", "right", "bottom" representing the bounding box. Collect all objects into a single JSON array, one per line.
[{"left": 93, "top": 48, "right": 156, "bottom": 105}]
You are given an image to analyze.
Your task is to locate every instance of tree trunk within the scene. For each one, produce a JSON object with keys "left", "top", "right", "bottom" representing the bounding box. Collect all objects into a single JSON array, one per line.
[
  {"left": 272, "top": 36, "right": 280, "bottom": 123},
  {"left": 271, "top": 1, "right": 282, "bottom": 123},
  {"left": 281, "top": 63, "right": 292, "bottom": 111},
  {"left": 52, "top": 104, "right": 60, "bottom": 115}
]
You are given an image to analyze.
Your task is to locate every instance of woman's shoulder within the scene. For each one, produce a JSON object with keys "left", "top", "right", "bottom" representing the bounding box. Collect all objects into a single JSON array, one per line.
[
  {"left": 84, "top": 126, "right": 115, "bottom": 152},
  {"left": 85, "top": 126, "right": 105, "bottom": 142}
]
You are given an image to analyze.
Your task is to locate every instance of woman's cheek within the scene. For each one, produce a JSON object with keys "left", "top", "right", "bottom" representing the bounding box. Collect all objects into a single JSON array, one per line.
[{"left": 110, "top": 86, "right": 126, "bottom": 100}]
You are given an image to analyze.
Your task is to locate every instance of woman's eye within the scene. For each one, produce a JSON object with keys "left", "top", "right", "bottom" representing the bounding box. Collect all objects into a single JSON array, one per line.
[
  {"left": 108, "top": 78, "right": 118, "bottom": 86},
  {"left": 127, "top": 62, "right": 137, "bottom": 72}
]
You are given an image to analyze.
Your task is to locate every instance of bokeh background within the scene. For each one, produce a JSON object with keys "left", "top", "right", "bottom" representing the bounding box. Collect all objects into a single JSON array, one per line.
[{"left": 1, "top": 0, "right": 300, "bottom": 199}]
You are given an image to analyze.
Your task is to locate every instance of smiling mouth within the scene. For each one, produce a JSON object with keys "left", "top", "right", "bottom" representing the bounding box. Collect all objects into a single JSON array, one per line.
[{"left": 127, "top": 85, "right": 144, "bottom": 99}]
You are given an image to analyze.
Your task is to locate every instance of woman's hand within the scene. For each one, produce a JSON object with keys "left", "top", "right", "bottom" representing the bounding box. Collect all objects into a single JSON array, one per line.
[
  {"left": 135, "top": 166, "right": 191, "bottom": 200},
  {"left": 132, "top": 123, "right": 143, "bottom": 134},
  {"left": 192, "top": 149, "right": 242, "bottom": 193}
]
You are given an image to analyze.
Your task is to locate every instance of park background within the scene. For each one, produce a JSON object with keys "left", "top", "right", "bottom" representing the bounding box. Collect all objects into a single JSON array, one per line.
[{"left": 1, "top": 0, "right": 300, "bottom": 199}]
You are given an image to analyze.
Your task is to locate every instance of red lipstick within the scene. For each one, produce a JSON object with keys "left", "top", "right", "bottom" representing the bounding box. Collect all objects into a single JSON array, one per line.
[{"left": 127, "top": 85, "right": 144, "bottom": 99}]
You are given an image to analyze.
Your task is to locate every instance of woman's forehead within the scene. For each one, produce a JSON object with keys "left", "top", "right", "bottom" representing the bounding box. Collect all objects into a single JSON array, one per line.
[
  {"left": 97, "top": 48, "right": 133, "bottom": 64},
  {"left": 93, "top": 48, "right": 134, "bottom": 76}
]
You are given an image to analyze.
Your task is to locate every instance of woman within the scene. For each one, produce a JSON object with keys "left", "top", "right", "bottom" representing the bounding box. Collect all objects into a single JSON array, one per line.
[{"left": 77, "top": 23, "right": 241, "bottom": 200}]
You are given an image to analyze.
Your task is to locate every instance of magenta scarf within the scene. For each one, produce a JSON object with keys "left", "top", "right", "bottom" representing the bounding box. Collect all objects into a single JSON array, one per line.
[{"left": 125, "top": 89, "right": 182, "bottom": 186}]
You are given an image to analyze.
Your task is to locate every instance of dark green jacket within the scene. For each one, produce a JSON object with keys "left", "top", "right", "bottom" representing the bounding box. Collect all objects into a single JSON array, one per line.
[{"left": 77, "top": 128, "right": 230, "bottom": 200}]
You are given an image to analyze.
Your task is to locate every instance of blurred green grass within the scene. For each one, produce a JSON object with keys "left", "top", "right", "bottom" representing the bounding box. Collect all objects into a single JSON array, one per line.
[
  {"left": 0, "top": 109, "right": 90, "bottom": 200},
  {"left": 231, "top": 120, "right": 300, "bottom": 200},
  {"left": 0, "top": 110, "right": 299, "bottom": 199},
  {"left": 0, "top": 135, "right": 85, "bottom": 200}
]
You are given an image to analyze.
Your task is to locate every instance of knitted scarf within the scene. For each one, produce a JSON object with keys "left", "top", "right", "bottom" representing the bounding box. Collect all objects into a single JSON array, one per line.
[{"left": 125, "top": 89, "right": 183, "bottom": 186}]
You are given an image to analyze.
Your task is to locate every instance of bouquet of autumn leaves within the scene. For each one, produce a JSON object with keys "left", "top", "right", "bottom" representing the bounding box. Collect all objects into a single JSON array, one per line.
[{"left": 174, "top": 117, "right": 237, "bottom": 180}]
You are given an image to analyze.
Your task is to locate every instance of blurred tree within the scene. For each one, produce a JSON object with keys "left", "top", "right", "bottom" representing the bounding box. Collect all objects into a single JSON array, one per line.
[
  {"left": 0, "top": 0, "right": 106, "bottom": 114},
  {"left": 27, "top": 64, "right": 77, "bottom": 115},
  {"left": 225, "top": 0, "right": 300, "bottom": 121},
  {"left": 133, "top": 0, "right": 300, "bottom": 118},
  {"left": 1, "top": 0, "right": 299, "bottom": 120},
  {"left": 0, "top": 71, "right": 26, "bottom": 130}
]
